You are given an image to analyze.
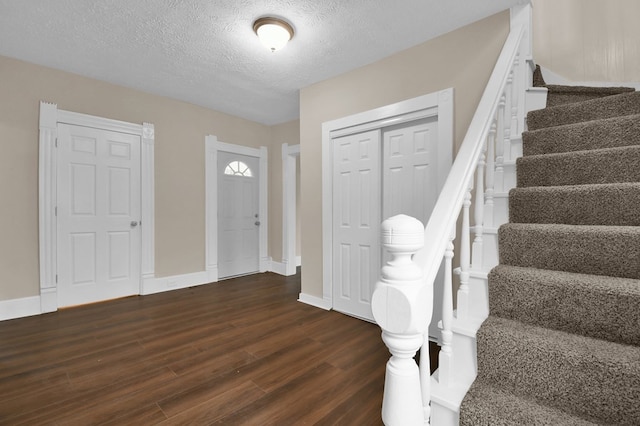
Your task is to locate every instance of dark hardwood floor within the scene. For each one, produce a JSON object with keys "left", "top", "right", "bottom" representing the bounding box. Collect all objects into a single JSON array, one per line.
[{"left": 0, "top": 270, "right": 438, "bottom": 425}]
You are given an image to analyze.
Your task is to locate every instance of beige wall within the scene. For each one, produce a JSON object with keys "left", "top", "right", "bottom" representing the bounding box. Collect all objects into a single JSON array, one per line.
[
  {"left": 298, "top": 11, "right": 510, "bottom": 298},
  {"left": 0, "top": 55, "right": 296, "bottom": 301},
  {"left": 533, "top": 0, "right": 640, "bottom": 82}
]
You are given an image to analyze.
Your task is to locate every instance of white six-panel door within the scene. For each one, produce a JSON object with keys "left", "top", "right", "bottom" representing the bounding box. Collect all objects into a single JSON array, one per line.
[
  {"left": 217, "top": 151, "right": 260, "bottom": 279},
  {"left": 332, "top": 118, "right": 440, "bottom": 321},
  {"left": 382, "top": 118, "right": 438, "bottom": 223},
  {"left": 332, "top": 130, "right": 382, "bottom": 320},
  {"left": 57, "top": 124, "right": 141, "bottom": 307}
]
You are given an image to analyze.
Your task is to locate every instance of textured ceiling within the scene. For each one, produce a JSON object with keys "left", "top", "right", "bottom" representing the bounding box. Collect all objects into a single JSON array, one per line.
[{"left": 0, "top": 0, "right": 523, "bottom": 125}]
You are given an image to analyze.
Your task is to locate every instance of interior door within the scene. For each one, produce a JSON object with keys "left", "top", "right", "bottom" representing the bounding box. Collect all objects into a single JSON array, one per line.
[
  {"left": 332, "top": 129, "right": 382, "bottom": 321},
  {"left": 382, "top": 118, "right": 438, "bottom": 222},
  {"left": 57, "top": 123, "right": 141, "bottom": 307},
  {"left": 218, "top": 151, "right": 260, "bottom": 278},
  {"left": 382, "top": 117, "right": 445, "bottom": 339}
]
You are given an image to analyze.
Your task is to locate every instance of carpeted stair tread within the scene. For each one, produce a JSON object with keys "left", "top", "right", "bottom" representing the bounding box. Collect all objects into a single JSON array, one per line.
[
  {"left": 498, "top": 223, "right": 640, "bottom": 279},
  {"left": 460, "top": 379, "right": 599, "bottom": 426},
  {"left": 509, "top": 183, "right": 640, "bottom": 226},
  {"left": 522, "top": 113, "right": 640, "bottom": 156},
  {"left": 545, "top": 84, "right": 635, "bottom": 108},
  {"left": 489, "top": 265, "right": 640, "bottom": 346},
  {"left": 516, "top": 145, "right": 640, "bottom": 187},
  {"left": 527, "top": 91, "right": 640, "bottom": 130},
  {"left": 473, "top": 315, "right": 640, "bottom": 424}
]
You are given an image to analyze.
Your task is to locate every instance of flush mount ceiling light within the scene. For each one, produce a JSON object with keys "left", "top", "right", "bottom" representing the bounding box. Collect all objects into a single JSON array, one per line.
[{"left": 253, "top": 17, "right": 294, "bottom": 52}]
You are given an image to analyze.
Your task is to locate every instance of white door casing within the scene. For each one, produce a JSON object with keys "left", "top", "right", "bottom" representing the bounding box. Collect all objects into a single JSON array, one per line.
[
  {"left": 217, "top": 152, "right": 260, "bottom": 278},
  {"left": 57, "top": 124, "right": 141, "bottom": 307},
  {"left": 205, "top": 136, "right": 268, "bottom": 282},
  {"left": 320, "top": 89, "right": 454, "bottom": 331},
  {"left": 332, "top": 130, "right": 382, "bottom": 320},
  {"left": 38, "top": 102, "right": 154, "bottom": 313},
  {"left": 282, "top": 143, "right": 300, "bottom": 276}
]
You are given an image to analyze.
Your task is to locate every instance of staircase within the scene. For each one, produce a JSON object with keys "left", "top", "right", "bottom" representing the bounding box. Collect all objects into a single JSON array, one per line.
[{"left": 459, "top": 68, "right": 640, "bottom": 425}]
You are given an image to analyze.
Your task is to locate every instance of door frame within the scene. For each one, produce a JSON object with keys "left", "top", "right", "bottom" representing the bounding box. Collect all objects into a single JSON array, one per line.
[
  {"left": 321, "top": 89, "right": 454, "bottom": 310},
  {"left": 38, "top": 102, "right": 155, "bottom": 313},
  {"left": 281, "top": 143, "right": 300, "bottom": 276},
  {"left": 205, "top": 135, "right": 268, "bottom": 281}
]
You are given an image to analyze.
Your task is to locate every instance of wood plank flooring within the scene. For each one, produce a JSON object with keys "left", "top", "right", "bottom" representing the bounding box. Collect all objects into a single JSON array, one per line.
[{"left": 0, "top": 270, "right": 438, "bottom": 425}]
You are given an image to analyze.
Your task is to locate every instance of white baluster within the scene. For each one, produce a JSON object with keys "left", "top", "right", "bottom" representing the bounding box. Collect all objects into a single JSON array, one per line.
[
  {"left": 372, "top": 215, "right": 432, "bottom": 426},
  {"left": 472, "top": 146, "right": 486, "bottom": 270},
  {"left": 484, "top": 122, "right": 497, "bottom": 228},
  {"left": 511, "top": 54, "right": 520, "bottom": 138},
  {"left": 456, "top": 190, "right": 471, "bottom": 321},
  {"left": 503, "top": 71, "right": 514, "bottom": 161},
  {"left": 438, "top": 234, "right": 455, "bottom": 386},
  {"left": 495, "top": 95, "right": 506, "bottom": 192},
  {"left": 420, "top": 332, "right": 431, "bottom": 423}
]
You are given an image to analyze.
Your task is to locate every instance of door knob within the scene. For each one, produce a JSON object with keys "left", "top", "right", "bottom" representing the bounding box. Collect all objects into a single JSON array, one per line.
[
  {"left": 131, "top": 221, "right": 138, "bottom": 227},
  {"left": 255, "top": 221, "right": 261, "bottom": 226}
]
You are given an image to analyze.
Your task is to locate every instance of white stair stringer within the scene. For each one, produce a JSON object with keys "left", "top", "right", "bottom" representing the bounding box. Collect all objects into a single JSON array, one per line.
[
  {"left": 503, "top": 160, "right": 517, "bottom": 192},
  {"left": 493, "top": 192, "right": 509, "bottom": 226},
  {"left": 431, "top": 315, "right": 485, "bottom": 426}
]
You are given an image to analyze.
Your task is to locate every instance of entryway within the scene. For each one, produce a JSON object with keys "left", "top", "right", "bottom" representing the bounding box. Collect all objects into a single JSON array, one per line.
[
  {"left": 217, "top": 151, "right": 260, "bottom": 278},
  {"left": 204, "top": 136, "right": 268, "bottom": 282}
]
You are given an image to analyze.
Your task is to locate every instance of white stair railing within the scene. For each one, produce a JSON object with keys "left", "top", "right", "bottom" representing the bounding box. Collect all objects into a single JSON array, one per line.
[{"left": 372, "top": 3, "right": 532, "bottom": 423}]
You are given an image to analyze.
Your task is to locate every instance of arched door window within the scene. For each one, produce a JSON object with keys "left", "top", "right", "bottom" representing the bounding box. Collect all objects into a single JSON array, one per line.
[{"left": 224, "top": 160, "right": 253, "bottom": 177}]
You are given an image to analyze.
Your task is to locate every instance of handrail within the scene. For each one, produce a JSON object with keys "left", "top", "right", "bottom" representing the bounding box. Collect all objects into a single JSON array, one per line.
[
  {"left": 372, "top": 19, "right": 530, "bottom": 425},
  {"left": 412, "top": 25, "right": 525, "bottom": 284}
]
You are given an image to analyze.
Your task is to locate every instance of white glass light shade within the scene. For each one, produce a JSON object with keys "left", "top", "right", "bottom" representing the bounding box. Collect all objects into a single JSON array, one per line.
[{"left": 253, "top": 17, "right": 294, "bottom": 52}]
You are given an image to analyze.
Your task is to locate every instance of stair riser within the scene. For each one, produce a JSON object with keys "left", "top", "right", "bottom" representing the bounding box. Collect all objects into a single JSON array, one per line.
[
  {"left": 527, "top": 91, "right": 640, "bottom": 130},
  {"left": 499, "top": 225, "right": 640, "bottom": 279},
  {"left": 517, "top": 147, "right": 640, "bottom": 187},
  {"left": 509, "top": 184, "right": 640, "bottom": 226},
  {"left": 546, "top": 90, "right": 635, "bottom": 108},
  {"left": 488, "top": 266, "right": 640, "bottom": 346},
  {"left": 476, "top": 322, "right": 640, "bottom": 424},
  {"left": 523, "top": 113, "right": 640, "bottom": 156}
]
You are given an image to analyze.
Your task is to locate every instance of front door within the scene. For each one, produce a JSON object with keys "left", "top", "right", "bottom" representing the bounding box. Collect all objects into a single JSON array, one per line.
[
  {"left": 217, "top": 151, "right": 260, "bottom": 278},
  {"left": 57, "top": 123, "right": 141, "bottom": 307}
]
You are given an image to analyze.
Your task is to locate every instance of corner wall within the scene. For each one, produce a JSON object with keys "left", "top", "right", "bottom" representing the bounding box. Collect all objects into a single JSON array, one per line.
[
  {"left": 0, "top": 54, "right": 292, "bottom": 302},
  {"left": 298, "top": 11, "right": 510, "bottom": 299}
]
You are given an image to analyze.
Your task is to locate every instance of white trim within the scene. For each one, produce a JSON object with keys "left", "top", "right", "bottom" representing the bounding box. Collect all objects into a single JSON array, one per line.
[
  {"left": 270, "top": 260, "right": 288, "bottom": 276},
  {"left": 282, "top": 143, "right": 300, "bottom": 276},
  {"left": 38, "top": 102, "right": 154, "bottom": 312},
  {"left": 0, "top": 296, "right": 42, "bottom": 321},
  {"left": 296, "top": 256, "right": 302, "bottom": 267},
  {"left": 321, "top": 89, "right": 455, "bottom": 309},
  {"left": 298, "top": 293, "right": 332, "bottom": 311},
  {"left": 205, "top": 136, "right": 269, "bottom": 280},
  {"left": 142, "top": 271, "right": 213, "bottom": 295},
  {"left": 205, "top": 135, "right": 218, "bottom": 281}
]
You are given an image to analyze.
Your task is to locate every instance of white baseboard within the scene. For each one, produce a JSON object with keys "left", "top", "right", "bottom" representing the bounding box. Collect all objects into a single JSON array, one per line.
[
  {"left": 142, "top": 270, "right": 216, "bottom": 295},
  {"left": 296, "top": 256, "right": 302, "bottom": 267},
  {"left": 270, "top": 260, "right": 288, "bottom": 276},
  {"left": 0, "top": 296, "right": 42, "bottom": 321},
  {"left": 298, "top": 292, "right": 332, "bottom": 310}
]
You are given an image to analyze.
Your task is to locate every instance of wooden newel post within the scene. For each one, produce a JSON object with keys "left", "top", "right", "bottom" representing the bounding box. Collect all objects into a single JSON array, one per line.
[{"left": 372, "top": 214, "right": 432, "bottom": 426}]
